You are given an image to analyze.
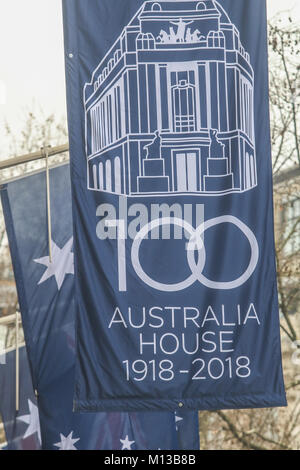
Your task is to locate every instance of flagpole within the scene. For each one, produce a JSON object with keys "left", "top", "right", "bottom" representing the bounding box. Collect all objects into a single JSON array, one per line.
[
  {"left": 0, "top": 143, "right": 69, "bottom": 172},
  {"left": 0, "top": 313, "right": 19, "bottom": 324},
  {"left": 15, "top": 312, "right": 20, "bottom": 412},
  {"left": 43, "top": 146, "right": 53, "bottom": 263}
]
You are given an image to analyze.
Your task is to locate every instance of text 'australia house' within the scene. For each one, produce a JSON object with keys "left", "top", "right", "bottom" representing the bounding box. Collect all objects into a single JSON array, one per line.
[{"left": 84, "top": 1, "right": 257, "bottom": 197}]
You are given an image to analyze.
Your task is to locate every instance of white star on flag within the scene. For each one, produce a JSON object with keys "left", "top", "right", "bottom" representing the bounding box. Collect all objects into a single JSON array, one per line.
[
  {"left": 120, "top": 435, "right": 135, "bottom": 450},
  {"left": 54, "top": 431, "right": 80, "bottom": 450},
  {"left": 17, "top": 399, "right": 41, "bottom": 444},
  {"left": 175, "top": 412, "right": 183, "bottom": 431},
  {"left": 34, "top": 237, "right": 74, "bottom": 291}
]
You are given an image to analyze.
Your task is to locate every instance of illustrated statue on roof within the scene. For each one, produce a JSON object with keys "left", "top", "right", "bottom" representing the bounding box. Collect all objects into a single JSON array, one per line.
[
  {"left": 170, "top": 18, "right": 194, "bottom": 42},
  {"left": 157, "top": 17, "right": 205, "bottom": 44}
]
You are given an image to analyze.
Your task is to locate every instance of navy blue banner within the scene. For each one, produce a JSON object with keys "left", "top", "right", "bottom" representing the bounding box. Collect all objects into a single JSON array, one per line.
[
  {"left": 0, "top": 347, "right": 41, "bottom": 450},
  {"left": 1, "top": 164, "right": 199, "bottom": 449},
  {"left": 62, "top": 0, "right": 286, "bottom": 412}
]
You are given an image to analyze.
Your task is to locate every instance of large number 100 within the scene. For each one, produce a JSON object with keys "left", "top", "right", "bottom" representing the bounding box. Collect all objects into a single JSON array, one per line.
[{"left": 106, "top": 215, "right": 259, "bottom": 293}]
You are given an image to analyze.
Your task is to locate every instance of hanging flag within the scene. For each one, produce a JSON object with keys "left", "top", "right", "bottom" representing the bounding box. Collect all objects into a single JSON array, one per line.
[
  {"left": 0, "top": 346, "right": 41, "bottom": 450},
  {"left": 1, "top": 163, "right": 199, "bottom": 450},
  {"left": 62, "top": 0, "right": 286, "bottom": 413},
  {"left": 175, "top": 410, "right": 199, "bottom": 451}
]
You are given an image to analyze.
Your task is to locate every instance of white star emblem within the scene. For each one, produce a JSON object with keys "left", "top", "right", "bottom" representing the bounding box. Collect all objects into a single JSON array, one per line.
[
  {"left": 120, "top": 435, "right": 135, "bottom": 450},
  {"left": 17, "top": 399, "right": 41, "bottom": 444},
  {"left": 175, "top": 412, "right": 183, "bottom": 431},
  {"left": 54, "top": 431, "right": 80, "bottom": 450},
  {"left": 34, "top": 237, "right": 74, "bottom": 291}
]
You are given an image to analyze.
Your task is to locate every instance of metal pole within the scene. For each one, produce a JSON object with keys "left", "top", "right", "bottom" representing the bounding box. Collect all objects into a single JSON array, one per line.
[
  {"left": 0, "top": 313, "right": 19, "bottom": 325},
  {"left": 0, "top": 143, "right": 69, "bottom": 171},
  {"left": 43, "top": 146, "right": 53, "bottom": 263},
  {"left": 1, "top": 343, "right": 25, "bottom": 354},
  {"left": 15, "top": 312, "right": 20, "bottom": 412}
]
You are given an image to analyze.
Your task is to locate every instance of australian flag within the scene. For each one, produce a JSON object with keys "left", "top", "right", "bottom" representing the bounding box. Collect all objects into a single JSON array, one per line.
[
  {"left": 0, "top": 346, "right": 41, "bottom": 450},
  {"left": 1, "top": 163, "right": 199, "bottom": 450}
]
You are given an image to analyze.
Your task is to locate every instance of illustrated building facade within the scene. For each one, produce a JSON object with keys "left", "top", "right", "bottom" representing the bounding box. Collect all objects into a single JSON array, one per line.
[{"left": 84, "top": 0, "right": 257, "bottom": 196}]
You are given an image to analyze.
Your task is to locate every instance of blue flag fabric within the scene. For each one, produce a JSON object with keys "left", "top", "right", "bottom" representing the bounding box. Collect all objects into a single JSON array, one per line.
[
  {"left": 62, "top": 0, "right": 286, "bottom": 412},
  {"left": 0, "top": 347, "right": 41, "bottom": 450},
  {"left": 1, "top": 164, "right": 199, "bottom": 450}
]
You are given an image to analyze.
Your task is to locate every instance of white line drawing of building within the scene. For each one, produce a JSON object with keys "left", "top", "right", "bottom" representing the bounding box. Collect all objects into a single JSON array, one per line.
[{"left": 84, "top": 0, "right": 257, "bottom": 196}]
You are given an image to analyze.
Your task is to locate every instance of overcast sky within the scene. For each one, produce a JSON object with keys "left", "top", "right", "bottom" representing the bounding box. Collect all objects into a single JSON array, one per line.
[{"left": 0, "top": 0, "right": 299, "bottom": 159}]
